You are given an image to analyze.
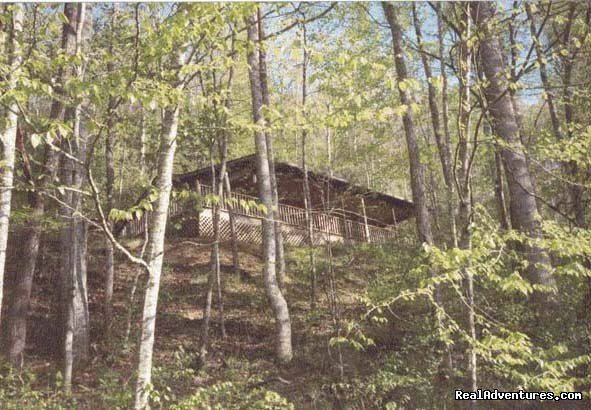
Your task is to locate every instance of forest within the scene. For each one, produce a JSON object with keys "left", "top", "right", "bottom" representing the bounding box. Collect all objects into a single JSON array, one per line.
[{"left": 0, "top": 1, "right": 590, "bottom": 409}]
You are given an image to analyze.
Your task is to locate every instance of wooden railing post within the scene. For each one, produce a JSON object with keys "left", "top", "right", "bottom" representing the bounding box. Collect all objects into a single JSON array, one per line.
[{"left": 361, "top": 197, "right": 371, "bottom": 243}]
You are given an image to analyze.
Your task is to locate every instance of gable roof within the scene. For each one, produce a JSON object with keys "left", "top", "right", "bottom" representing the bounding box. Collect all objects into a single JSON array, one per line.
[{"left": 175, "top": 154, "right": 413, "bottom": 208}]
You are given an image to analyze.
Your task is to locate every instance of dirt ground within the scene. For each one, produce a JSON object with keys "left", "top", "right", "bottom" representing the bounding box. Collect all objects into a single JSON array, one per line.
[{"left": 13, "top": 234, "right": 373, "bottom": 408}]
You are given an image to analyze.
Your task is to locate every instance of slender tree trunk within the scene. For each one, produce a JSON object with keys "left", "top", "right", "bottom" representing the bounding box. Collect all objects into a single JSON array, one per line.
[
  {"left": 118, "top": 144, "right": 126, "bottom": 202},
  {"left": 6, "top": 190, "right": 42, "bottom": 367},
  {"left": 382, "top": 2, "right": 433, "bottom": 245},
  {"left": 60, "top": 4, "right": 90, "bottom": 394},
  {"left": 456, "top": 4, "right": 478, "bottom": 396},
  {"left": 6, "top": 4, "right": 63, "bottom": 365},
  {"left": 302, "top": 119, "right": 317, "bottom": 309},
  {"left": 494, "top": 150, "right": 511, "bottom": 231},
  {"left": 104, "top": 4, "right": 117, "bottom": 336},
  {"left": 124, "top": 217, "right": 149, "bottom": 346},
  {"left": 322, "top": 139, "right": 344, "bottom": 377},
  {"left": 456, "top": 3, "right": 473, "bottom": 250},
  {"left": 414, "top": 3, "right": 456, "bottom": 247},
  {"left": 214, "top": 137, "right": 228, "bottom": 343},
  {"left": 0, "top": 3, "right": 23, "bottom": 331},
  {"left": 200, "top": 154, "right": 217, "bottom": 362},
  {"left": 413, "top": 4, "right": 451, "bottom": 190},
  {"left": 135, "top": 106, "right": 180, "bottom": 410},
  {"left": 200, "top": 245, "right": 214, "bottom": 361},
  {"left": 139, "top": 106, "right": 147, "bottom": 177},
  {"left": 224, "top": 174, "right": 240, "bottom": 276},
  {"left": 389, "top": 2, "right": 462, "bottom": 397},
  {"left": 247, "top": 12, "right": 292, "bottom": 364},
  {"left": 436, "top": 3, "right": 458, "bottom": 247},
  {"left": 300, "top": 21, "right": 317, "bottom": 309},
  {"left": 201, "top": 51, "right": 237, "bottom": 356},
  {"left": 200, "top": 143, "right": 228, "bottom": 361},
  {"left": 62, "top": 118, "right": 91, "bottom": 393},
  {"left": 472, "top": 2, "right": 555, "bottom": 292},
  {"left": 257, "top": 8, "right": 286, "bottom": 290},
  {"left": 525, "top": 3, "right": 562, "bottom": 145},
  {"left": 557, "top": 3, "right": 589, "bottom": 227},
  {"left": 62, "top": 109, "right": 90, "bottom": 394}
]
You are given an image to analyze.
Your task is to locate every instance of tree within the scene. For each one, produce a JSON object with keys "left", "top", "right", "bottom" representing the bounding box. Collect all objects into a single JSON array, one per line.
[
  {"left": 382, "top": 2, "right": 433, "bottom": 246},
  {"left": 134, "top": 4, "right": 242, "bottom": 406},
  {"left": 257, "top": 7, "right": 287, "bottom": 290},
  {"left": 299, "top": 19, "right": 317, "bottom": 309},
  {"left": 103, "top": 4, "right": 118, "bottom": 336},
  {"left": 413, "top": 4, "right": 457, "bottom": 247},
  {"left": 134, "top": 104, "right": 180, "bottom": 409},
  {"left": 0, "top": 3, "right": 23, "bottom": 332},
  {"left": 471, "top": 2, "right": 555, "bottom": 294},
  {"left": 246, "top": 10, "right": 293, "bottom": 364},
  {"left": 58, "top": 3, "right": 91, "bottom": 393}
]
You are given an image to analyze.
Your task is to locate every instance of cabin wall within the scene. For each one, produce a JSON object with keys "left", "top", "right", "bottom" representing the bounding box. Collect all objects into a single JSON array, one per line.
[{"left": 175, "top": 160, "right": 412, "bottom": 227}]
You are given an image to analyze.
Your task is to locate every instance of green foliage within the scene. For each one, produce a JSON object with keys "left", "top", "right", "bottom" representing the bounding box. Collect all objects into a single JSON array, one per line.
[
  {"left": 535, "top": 126, "right": 591, "bottom": 169},
  {"left": 171, "top": 382, "right": 294, "bottom": 410},
  {"left": 0, "top": 364, "right": 72, "bottom": 410},
  {"left": 150, "top": 345, "right": 199, "bottom": 407},
  {"left": 340, "top": 206, "right": 591, "bottom": 404},
  {"left": 109, "top": 187, "right": 159, "bottom": 223},
  {"left": 94, "top": 369, "right": 134, "bottom": 410},
  {"left": 335, "top": 351, "right": 437, "bottom": 409}
]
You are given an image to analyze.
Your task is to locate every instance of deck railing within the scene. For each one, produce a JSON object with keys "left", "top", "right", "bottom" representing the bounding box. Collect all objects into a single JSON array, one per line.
[{"left": 122, "top": 183, "right": 397, "bottom": 243}]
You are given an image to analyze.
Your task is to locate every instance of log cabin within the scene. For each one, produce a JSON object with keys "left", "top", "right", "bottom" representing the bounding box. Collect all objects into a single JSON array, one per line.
[{"left": 151, "top": 154, "right": 415, "bottom": 245}]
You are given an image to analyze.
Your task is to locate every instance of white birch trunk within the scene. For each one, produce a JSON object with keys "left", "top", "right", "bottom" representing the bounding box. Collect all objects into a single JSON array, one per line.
[
  {"left": 134, "top": 106, "right": 179, "bottom": 410},
  {"left": 0, "top": 3, "right": 23, "bottom": 330},
  {"left": 247, "top": 12, "right": 293, "bottom": 364}
]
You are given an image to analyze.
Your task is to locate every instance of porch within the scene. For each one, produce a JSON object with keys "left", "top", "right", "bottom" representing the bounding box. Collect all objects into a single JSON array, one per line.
[{"left": 122, "top": 183, "right": 398, "bottom": 245}]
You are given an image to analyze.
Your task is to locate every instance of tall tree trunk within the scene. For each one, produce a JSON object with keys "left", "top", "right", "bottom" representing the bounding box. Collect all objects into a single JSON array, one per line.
[
  {"left": 0, "top": 3, "right": 23, "bottom": 331},
  {"left": 557, "top": 3, "right": 590, "bottom": 227},
  {"left": 436, "top": 3, "right": 458, "bottom": 247},
  {"left": 200, "top": 143, "right": 228, "bottom": 361},
  {"left": 6, "top": 166, "right": 44, "bottom": 367},
  {"left": 382, "top": 2, "right": 433, "bottom": 245},
  {"left": 214, "top": 122, "right": 229, "bottom": 344},
  {"left": 200, "top": 154, "right": 217, "bottom": 362},
  {"left": 300, "top": 21, "right": 317, "bottom": 309},
  {"left": 456, "top": 3, "right": 478, "bottom": 396},
  {"left": 413, "top": 4, "right": 452, "bottom": 191},
  {"left": 413, "top": 18, "right": 441, "bottom": 238},
  {"left": 456, "top": 3, "right": 473, "bottom": 249},
  {"left": 6, "top": 3, "right": 63, "bottom": 365},
  {"left": 524, "top": 3, "right": 563, "bottom": 144},
  {"left": 104, "top": 125, "right": 115, "bottom": 335},
  {"left": 387, "top": 2, "right": 465, "bottom": 397},
  {"left": 472, "top": 2, "right": 555, "bottom": 292},
  {"left": 247, "top": 12, "right": 292, "bottom": 364},
  {"left": 322, "top": 146, "right": 344, "bottom": 377},
  {"left": 135, "top": 105, "right": 179, "bottom": 410},
  {"left": 59, "top": 3, "right": 90, "bottom": 394},
  {"left": 257, "top": 8, "right": 286, "bottom": 290},
  {"left": 302, "top": 116, "right": 317, "bottom": 309},
  {"left": 104, "top": 4, "right": 117, "bottom": 336}
]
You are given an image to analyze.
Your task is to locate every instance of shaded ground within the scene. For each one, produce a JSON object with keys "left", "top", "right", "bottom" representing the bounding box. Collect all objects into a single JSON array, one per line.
[{"left": 11, "top": 234, "right": 373, "bottom": 408}]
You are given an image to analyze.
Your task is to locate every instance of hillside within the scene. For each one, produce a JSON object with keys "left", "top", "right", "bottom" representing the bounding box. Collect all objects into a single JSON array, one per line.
[{"left": 8, "top": 236, "right": 382, "bottom": 409}]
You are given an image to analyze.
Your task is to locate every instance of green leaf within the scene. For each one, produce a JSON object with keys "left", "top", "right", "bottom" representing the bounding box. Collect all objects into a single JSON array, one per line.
[{"left": 30, "top": 133, "right": 42, "bottom": 149}]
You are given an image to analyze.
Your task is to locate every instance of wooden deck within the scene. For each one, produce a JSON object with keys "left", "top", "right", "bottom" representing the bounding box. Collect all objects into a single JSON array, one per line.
[{"left": 122, "top": 184, "right": 397, "bottom": 245}]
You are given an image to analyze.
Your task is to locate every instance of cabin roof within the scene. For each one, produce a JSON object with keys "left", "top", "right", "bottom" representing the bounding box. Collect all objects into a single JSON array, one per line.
[{"left": 175, "top": 154, "right": 413, "bottom": 208}]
